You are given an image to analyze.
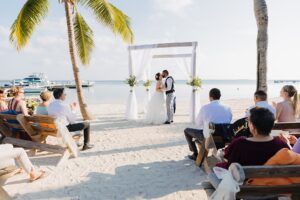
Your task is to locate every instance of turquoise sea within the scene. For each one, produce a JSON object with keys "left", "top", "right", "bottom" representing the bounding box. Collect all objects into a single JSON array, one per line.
[{"left": 2, "top": 80, "right": 300, "bottom": 104}]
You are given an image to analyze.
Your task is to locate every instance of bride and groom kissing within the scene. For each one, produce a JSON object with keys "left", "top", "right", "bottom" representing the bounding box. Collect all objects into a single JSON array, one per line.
[{"left": 144, "top": 70, "right": 176, "bottom": 125}]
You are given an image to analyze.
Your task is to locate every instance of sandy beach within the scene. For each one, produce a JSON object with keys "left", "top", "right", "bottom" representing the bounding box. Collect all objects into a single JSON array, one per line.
[{"left": 3, "top": 98, "right": 268, "bottom": 200}]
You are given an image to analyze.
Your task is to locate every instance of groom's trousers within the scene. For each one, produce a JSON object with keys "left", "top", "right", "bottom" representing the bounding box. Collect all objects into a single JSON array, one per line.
[{"left": 166, "top": 93, "right": 175, "bottom": 122}]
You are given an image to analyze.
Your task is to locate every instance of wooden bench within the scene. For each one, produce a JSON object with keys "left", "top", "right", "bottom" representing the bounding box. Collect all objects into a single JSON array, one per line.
[
  {"left": 0, "top": 114, "right": 78, "bottom": 166},
  {"left": 205, "top": 163, "right": 300, "bottom": 199}
]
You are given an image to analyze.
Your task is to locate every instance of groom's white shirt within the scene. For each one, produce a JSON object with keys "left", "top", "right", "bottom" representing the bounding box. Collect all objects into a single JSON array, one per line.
[
  {"left": 196, "top": 100, "right": 232, "bottom": 129},
  {"left": 165, "top": 76, "right": 173, "bottom": 92}
]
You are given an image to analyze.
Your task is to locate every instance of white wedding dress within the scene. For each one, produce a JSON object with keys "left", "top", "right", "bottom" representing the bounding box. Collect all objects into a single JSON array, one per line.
[{"left": 144, "top": 81, "right": 167, "bottom": 124}]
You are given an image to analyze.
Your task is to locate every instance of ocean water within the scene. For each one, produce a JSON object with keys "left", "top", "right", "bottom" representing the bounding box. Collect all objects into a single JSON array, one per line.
[
  {"left": 51, "top": 80, "right": 300, "bottom": 104},
  {"left": 2, "top": 80, "right": 300, "bottom": 104}
]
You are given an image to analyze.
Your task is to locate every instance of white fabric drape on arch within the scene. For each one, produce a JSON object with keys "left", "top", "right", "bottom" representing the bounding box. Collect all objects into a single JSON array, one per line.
[
  {"left": 174, "top": 53, "right": 200, "bottom": 123},
  {"left": 125, "top": 49, "right": 153, "bottom": 120}
]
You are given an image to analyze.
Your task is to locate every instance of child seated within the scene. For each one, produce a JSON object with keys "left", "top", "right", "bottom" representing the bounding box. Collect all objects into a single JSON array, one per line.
[{"left": 217, "top": 107, "right": 290, "bottom": 169}]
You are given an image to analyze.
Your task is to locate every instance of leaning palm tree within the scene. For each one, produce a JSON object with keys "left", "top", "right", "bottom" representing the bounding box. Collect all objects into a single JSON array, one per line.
[
  {"left": 254, "top": 0, "right": 268, "bottom": 92},
  {"left": 10, "top": 0, "right": 134, "bottom": 120}
]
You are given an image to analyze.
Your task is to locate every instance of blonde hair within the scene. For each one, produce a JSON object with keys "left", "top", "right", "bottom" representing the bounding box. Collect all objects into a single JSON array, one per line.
[
  {"left": 0, "top": 88, "right": 5, "bottom": 99},
  {"left": 282, "top": 85, "right": 298, "bottom": 115},
  {"left": 40, "top": 91, "right": 52, "bottom": 102},
  {"left": 10, "top": 86, "right": 24, "bottom": 97}
]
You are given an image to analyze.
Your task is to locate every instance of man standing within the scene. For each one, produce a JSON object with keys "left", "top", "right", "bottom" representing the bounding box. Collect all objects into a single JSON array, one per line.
[
  {"left": 162, "top": 70, "right": 175, "bottom": 124},
  {"left": 184, "top": 88, "right": 232, "bottom": 160},
  {"left": 48, "top": 88, "right": 94, "bottom": 151}
]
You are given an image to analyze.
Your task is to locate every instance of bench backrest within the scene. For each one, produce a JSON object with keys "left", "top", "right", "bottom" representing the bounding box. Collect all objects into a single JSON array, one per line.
[
  {"left": 23, "top": 115, "right": 57, "bottom": 136},
  {"left": 0, "top": 114, "right": 24, "bottom": 137},
  {"left": 0, "top": 114, "right": 23, "bottom": 130},
  {"left": 242, "top": 165, "right": 300, "bottom": 178},
  {"left": 273, "top": 122, "right": 300, "bottom": 130}
]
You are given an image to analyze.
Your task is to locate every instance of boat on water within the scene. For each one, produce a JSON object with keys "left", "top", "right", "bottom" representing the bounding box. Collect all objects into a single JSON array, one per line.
[
  {"left": 4, "top": 73, "right": 60, "bottom": 94},
  {"left": 65, "top": 81, "right": 94, "bottom": 89}
]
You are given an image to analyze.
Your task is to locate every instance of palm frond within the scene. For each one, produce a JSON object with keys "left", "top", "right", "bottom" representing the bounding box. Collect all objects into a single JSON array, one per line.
[
  {"left": 10, "top": 0, "right": 49, "bottom": 50},
  {"left": 77, "top": 0, "right": 114, "bottom": 28},
  {"left": 109, "top": 4, "right": 134, "bottom": 44},
  {"left": 74, "top": 10, "right": 95, "bottom": 65},
  {"left": 77, "top": 0, "right": 134, "bottom": 43}
]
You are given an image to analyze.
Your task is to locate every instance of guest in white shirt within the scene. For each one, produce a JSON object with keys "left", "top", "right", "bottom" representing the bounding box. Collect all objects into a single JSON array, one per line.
[
  {"left": 184, "top": 88, "right": 232, "bottom": 160},
  {"left": 48, "top": 88, "right": 93, "bottom": 151},
  {"left": 245, "top": 90, "right": 276, "bottom": 117}
]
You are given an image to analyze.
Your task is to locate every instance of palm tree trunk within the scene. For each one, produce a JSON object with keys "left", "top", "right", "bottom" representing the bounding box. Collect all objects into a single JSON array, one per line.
[
  {"left": 254, "top": 0, "right": 268, "bottom": 92},
  {"left": 64, "top": 0, "right": 93, "bottom": 120}
]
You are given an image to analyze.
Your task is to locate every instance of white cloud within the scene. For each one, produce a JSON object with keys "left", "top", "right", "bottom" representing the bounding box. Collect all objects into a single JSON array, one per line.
[{"left": 154, "top": 0, "right": 194, "bottom": 15}]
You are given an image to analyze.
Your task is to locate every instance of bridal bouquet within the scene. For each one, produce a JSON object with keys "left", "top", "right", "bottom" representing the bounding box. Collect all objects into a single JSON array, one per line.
[{"left": 125, "top": 75, "right": 138, "bottom": 87}]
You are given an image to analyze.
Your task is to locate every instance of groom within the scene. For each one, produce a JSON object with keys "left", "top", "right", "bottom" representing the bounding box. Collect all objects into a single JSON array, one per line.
[{"left": 162, "top": 70, "right": 175, "bottom": 124}]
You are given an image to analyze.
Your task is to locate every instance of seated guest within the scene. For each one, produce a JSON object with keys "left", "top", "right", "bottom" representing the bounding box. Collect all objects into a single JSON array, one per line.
[
  {"left": 48, "top": 88, "right": 93, "bottom": 151},
  {"left": 217, "top": 108, "right": 290, "bottom": 169},
  {"left": 0, "top": 143, "right": 45, "bottom": 182},
  {"left": 273, "top": 85, "right": 298, "bottom": 122},
  {"left": 35, "top": 91, "right": 52, "bottom": 115},
  {"left": 7, "top": 86, "right": 28, "bottom": 115},
  {"left": 184, "top": 88, "right": 232, "bottom": 160},
  {"left": 245, "top": 90, "right": 276, "bottom": 117},
  {"left": 0, "top": 88, "right": 8, "bottom": 112}
]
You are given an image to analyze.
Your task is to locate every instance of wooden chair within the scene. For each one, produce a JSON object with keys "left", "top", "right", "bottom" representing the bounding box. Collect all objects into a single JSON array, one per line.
[
  {"left": 204, "top": 163, "right": 300, "bottom": 199},
  {"left": 0, "top": 114, "right": 77, "bottom": 166},
  {"left": 0, "top": 114, "right": 31, "bottom": 139},
  {"left": 195, "top": 123, "right": 232, "bottom": 168}
]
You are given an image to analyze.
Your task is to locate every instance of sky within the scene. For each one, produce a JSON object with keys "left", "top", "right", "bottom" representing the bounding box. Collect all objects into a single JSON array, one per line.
[{"left": 1, "top": 0, "right": 300, "bottom": 81}]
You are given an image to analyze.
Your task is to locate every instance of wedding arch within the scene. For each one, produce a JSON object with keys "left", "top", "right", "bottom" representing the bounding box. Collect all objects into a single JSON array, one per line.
[{"left": 125, "top": 41, "right": 200, "bottom": 123}]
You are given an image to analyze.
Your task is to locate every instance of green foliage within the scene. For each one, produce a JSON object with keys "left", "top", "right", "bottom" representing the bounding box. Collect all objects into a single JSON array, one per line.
[
  {"left": 187, "top": 77, "right": 202, "bottom": 88},
  {"left": 10, "top": 0, "right": 49, "bottom": 50},
  {"left": 77, "top": 0, "right": 134, "bottom": 44},
  {"left": 74, "top": 10, "right": 95, "bottom": 65},
  {"left": 143, "top": 80, "right": 152, "bottom": 88},
  {"left": 125, "top": 75, "right": 138, "bottom": 87},
  {"left": 11, "top": 0, "right": 134, "bottom": 63},
  {"left": 26, "top": 97, "right": 40, "bottom": 115},
  {"left": 109, "top": 4, "right": 134, "bottom": 43}
]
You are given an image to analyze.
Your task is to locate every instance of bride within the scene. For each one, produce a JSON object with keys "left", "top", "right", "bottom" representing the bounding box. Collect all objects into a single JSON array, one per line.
[{"left": 144, "top": 73, "right": 167, "bottom": 124}]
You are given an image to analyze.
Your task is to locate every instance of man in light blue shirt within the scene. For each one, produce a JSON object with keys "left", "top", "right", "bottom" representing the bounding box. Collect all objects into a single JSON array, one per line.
[
  {"left": 184, "top": 88, "right": 232, "bottom": 160},
  {"left": 245, "top": 90, "right": 276, "bottom": 117}
]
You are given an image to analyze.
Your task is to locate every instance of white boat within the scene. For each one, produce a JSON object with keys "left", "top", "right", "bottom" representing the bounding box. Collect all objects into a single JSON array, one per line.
[
  {"left": 65, "top": 81, "right": 94, "bottom": 89},
  {"left": 23, "top": 86, "right": 46, "bottom": 94}
]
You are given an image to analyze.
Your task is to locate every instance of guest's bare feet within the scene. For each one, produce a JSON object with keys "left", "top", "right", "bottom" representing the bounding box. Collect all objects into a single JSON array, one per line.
[{"left": 29, "top": 170, "right": 46, "bottom": 182}]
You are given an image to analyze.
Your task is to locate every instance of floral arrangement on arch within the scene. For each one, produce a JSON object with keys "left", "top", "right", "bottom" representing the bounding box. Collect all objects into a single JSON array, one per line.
[
  {"left": 143, "top": 80, "right": 152, "bottom": 91},
  {"left": 187, "top": 77, "right": 202, "bottom": 91},
  {"left": 125, "top": 75, "right": 138, "bottom": 87}
]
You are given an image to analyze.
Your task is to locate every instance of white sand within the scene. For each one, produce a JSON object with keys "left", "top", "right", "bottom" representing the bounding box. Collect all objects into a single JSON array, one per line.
[{"left": 3, "top": 98, "right": 270, "bottom": 200}]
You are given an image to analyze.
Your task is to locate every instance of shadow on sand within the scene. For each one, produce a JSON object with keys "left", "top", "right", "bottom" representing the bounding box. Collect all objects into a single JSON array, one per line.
[{"left": 15, "top": 159, "right": 206, "bottom": 200}]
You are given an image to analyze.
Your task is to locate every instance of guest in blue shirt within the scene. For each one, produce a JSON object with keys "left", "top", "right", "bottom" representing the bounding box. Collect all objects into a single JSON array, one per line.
[{"left": 184, "top": 88, "right": 232, "bottom": 160}]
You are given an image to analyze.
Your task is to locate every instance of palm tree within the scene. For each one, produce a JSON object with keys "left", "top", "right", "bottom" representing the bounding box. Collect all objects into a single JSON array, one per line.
[
  {"left": 10, "top": 0, "right": 134, "bottom": 120},
  {"left": 254, "top": 0, "right": 268, "bottom": 92}
]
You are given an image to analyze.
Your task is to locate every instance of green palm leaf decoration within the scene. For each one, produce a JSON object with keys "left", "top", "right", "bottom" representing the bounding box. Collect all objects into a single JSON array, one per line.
[
  {"left": 74, "top": 10, "right": 95, "bottom": 65},
  {"left": 10, "top": 0, "right": 49, "bottom": 50}
]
